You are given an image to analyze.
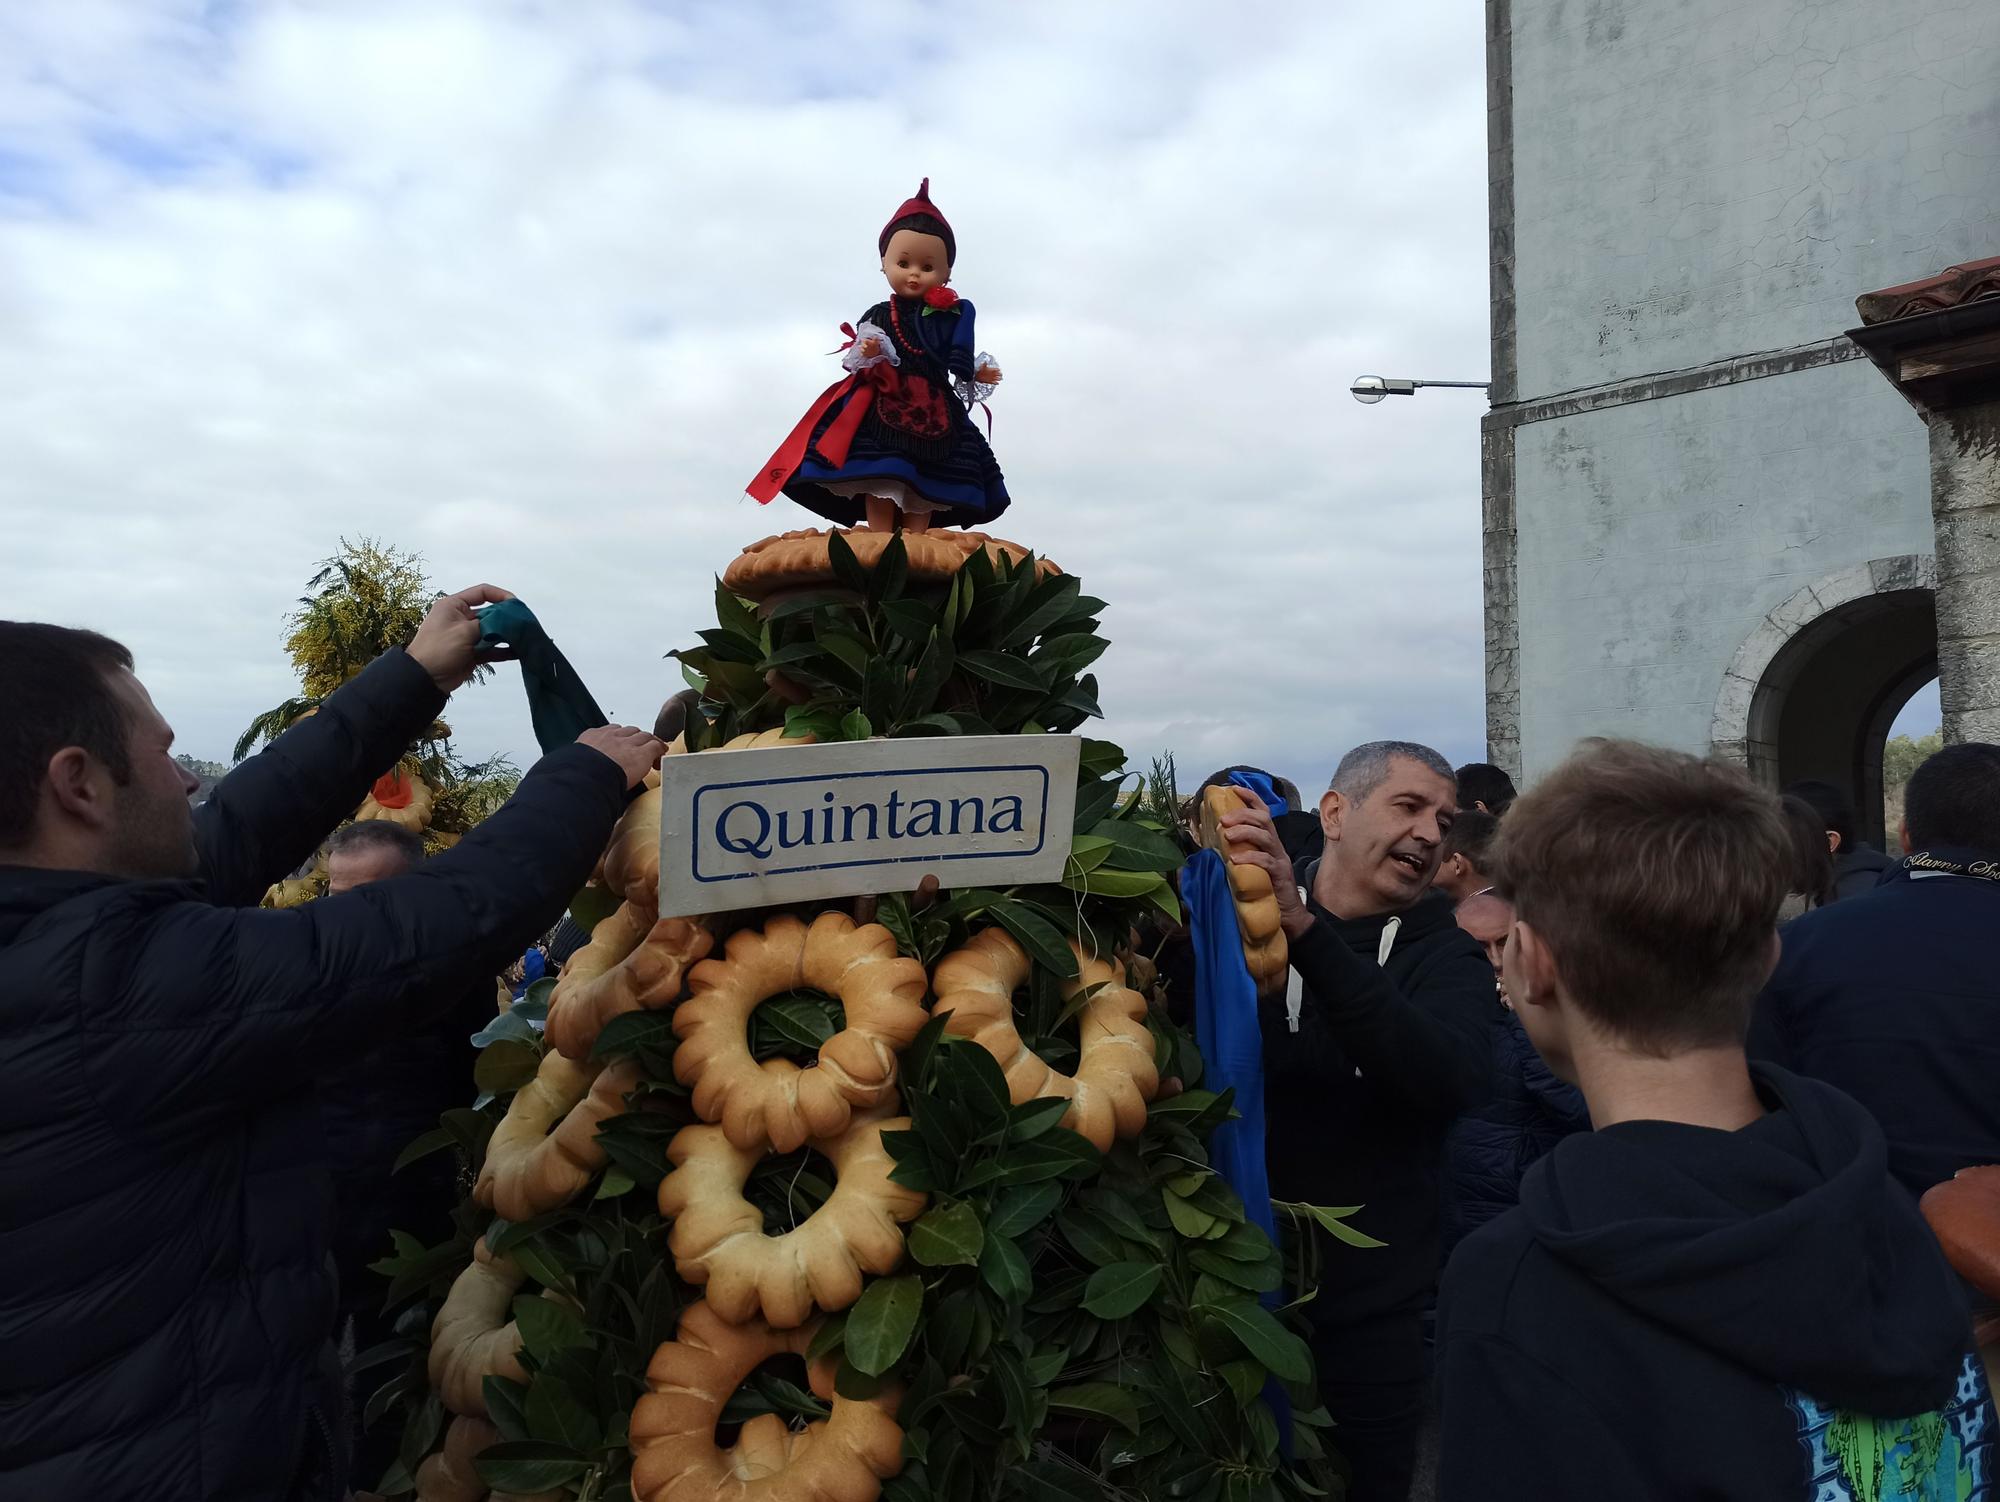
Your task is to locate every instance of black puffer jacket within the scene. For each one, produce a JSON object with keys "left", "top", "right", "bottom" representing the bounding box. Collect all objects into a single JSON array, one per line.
[
  {"left": 1439, "top": 1000, "right": 1588, "bottom": 1261},
  {"left": 0, "top": 649, "right": 627, "bottom": 1502}
]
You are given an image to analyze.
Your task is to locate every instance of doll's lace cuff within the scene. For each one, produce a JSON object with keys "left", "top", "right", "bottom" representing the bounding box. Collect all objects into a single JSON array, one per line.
[
  {"left": 955, "top": 350, "right": 999, "bottom": 405},
  {"left": 841, "top": 321, "right": 899, "bottom": 372}
]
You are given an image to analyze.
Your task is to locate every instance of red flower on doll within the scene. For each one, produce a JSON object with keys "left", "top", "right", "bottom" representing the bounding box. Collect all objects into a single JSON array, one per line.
[{"left": 922, "top": 286, "right": 960, "bottom": 310}]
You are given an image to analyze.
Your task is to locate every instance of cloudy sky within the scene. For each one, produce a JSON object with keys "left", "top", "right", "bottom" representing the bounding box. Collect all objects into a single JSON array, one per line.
[{"left": 0, "top": 1, "right": 1496, "bottom": 792}]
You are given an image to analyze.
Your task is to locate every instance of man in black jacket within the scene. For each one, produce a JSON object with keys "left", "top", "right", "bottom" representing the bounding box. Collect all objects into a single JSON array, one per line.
[
  {"left": 1439, "top": 740, "right": 1987, "bottom": 1501},
  {"left": 1784, "top": 778, "right": 1896, "bottom": 901},
  {"left": 1755, "top": 743, "right": 2000, "bottom": 1199},
  {"left": 1221, "top": 741, "right": 1493, "bottom": 1502},
  {"left": 0, "top": 590, "right": 662, "bottom": 1502}
]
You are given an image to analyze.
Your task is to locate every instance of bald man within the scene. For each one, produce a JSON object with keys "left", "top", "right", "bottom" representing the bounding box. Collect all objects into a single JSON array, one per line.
[{"left": 1454, "top": 891, "right": 1512, "bottom": 979}]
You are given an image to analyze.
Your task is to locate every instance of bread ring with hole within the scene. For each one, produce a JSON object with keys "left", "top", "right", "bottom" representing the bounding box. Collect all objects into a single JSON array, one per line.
[
  {"left": 428, "top": 1239, "right": 529, "bottom": 1417},
  {"left": 546, "top": 903, "right": 713, "bottom": 1060},
  {"left": 1198, "top": 784, "right": 1290, "bottom": 997},
  {"left": 627, "top": 1299, "right": 904, "bottom": 1502},
  {"left": 719, "top": 526, "right": 1059, "bottom": 600},
  {"left": 415, "top": 1415, "right": 498, "bottom": 1502},
  {"left": 672, "top": 912, "right": 928, "bottom": 1153},
  {"left": 602, "top": 787, "right": 663, "bottom": 910},
  {"left": 930, "top": 929, "right": 1159, "bottom": 1151},
  {"left": 658, "top": 1105, "right": 924, "bottom": 1328},
  {"left": 473, "top": 1053, "right": 638, "bottom": 1221}
]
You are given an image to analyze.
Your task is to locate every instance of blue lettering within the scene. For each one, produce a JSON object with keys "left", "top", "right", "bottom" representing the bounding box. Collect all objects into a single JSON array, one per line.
[
  {"left": 716, "top": 801, "right": 772, "bottom": 860},
  {"left": 907, "top": 798, "right": 943, "bottom": 838},
  {"left": 842, "top": 801, "right": 880, "bottom": 842},
  {"left": 777, "top": 809, "right": 814, "bottom": 849},
  {"left": 887, "top": 790, "right": 907, "bottom": 838},
  {"left": 949, "top": 796, "right": 985, "bottom": 834},
  {"left": 991, "top": 795, "right": 1025, "bottom": 834}
]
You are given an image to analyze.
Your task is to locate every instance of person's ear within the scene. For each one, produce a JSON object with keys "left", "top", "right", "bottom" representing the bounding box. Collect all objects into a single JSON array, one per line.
[
  {"left": 1900, "top": 819, "right": 1913, "bottom": 856},
  {"left": 1319, "top": 789, "right": 1345, "bottom": 843},
  {"left": 1825, "top": 829, "right": 1839, "bottom": 856},
  {"left": 1510, "top": 919, "right": 1559, "bottom": 1012},
  {"left": 42, "top": 746, "right": 117, "bottom": 833}
]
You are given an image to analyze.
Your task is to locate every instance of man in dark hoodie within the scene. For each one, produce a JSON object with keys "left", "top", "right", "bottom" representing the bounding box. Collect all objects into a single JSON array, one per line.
[
  {"left": 1786, "top": 777, "right": 1896, "bottom": 900},
  {"left": 1438, "top": 740, "right": 1992, "bottom": 1502},
  {"left": 1756, "top": 743, "right": 2000, "bottom": 1200},
  {"left": 1221, "top": 741, "right": 1493, "bottom": 1502}
]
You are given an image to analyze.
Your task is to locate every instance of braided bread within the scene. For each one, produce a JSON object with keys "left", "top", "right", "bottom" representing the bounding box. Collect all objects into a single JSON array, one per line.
[
  {"left": 931, "top": 929, "right": 1159, "bottom": 1151},
  {"left": 659, "top": 1106, "right": 924, "bottom": 1328},
  {"left": 1199, "top": 785, "right": 1290, "bottom": 996},
  {"left": 628, "top": 1300, "right": 903, "bottom": 1502},
  {"left": 673, "top": 913, "right": 928, "bottom": 1153},
  {"left": 474, "top": 1054, "right": 637, "bottom": 1221},
  {"left": 546, "top": 902, "right": 712, "bottom": 1060},
  {"left": 428, "top": 1239, "right": 528, "bottom": 1417},
  {"left": 602, "top": 787, "right": 662, "bottom": 910}
]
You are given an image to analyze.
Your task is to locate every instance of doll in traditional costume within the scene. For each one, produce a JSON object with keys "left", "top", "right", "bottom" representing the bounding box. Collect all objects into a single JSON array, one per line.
[{"left": 748, "top": 179, "right": 1008, "bottom": 533}]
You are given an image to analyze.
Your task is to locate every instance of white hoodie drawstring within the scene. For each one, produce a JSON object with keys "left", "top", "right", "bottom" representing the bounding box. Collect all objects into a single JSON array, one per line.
[{"left": 1287, "top": 911, "right": 1402, "bottom": 1034}]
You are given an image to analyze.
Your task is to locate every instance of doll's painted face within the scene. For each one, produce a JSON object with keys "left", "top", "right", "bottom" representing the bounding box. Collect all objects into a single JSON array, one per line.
[{"left": 881, "top": 228, "right": 951, "bottom": 298}]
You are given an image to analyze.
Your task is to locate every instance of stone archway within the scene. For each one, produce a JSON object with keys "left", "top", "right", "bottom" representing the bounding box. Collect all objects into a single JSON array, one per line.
[{"left": 1710, "top": 555, "right": 1937, "bottom": 848}]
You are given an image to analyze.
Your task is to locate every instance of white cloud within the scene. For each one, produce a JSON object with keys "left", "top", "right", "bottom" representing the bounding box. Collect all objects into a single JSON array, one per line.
[{"left": 0, "top": 0, "right": 1490, "bottom": 795}]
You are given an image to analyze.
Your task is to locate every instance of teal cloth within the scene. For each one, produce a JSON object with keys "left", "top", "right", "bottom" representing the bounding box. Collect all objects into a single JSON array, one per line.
[{"left": 476, "top": 598, "right": 607, "bottom": 752}]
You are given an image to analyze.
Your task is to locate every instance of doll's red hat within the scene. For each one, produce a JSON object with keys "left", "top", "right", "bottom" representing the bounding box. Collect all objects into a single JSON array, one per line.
[{"left": 879, "top": 177, "right": 955, "bottom": 263}]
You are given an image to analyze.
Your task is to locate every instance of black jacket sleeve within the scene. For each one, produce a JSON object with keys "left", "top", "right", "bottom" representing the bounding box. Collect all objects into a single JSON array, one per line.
[
  {"left": 1264, "top": 918, "right": 1492, "bottom": 1113},
  {"left": 194, "top": 649, "right": 447, "bottom": 906},
  {"left": 86, "top": 742, "right": 626, "bottom": 1117},
  {"left": 1437, "top": 1332, "right": 1650, "bottom": 1501}
]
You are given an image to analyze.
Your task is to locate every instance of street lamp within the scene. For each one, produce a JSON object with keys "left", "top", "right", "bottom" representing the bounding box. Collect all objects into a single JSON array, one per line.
[{"left": 1350, "top": 375, "right": 1491, "bottom": 404}]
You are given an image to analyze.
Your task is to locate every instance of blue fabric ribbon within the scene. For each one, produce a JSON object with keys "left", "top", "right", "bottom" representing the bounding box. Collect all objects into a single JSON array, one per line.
[{"left": 1187, "top": 769, "right": 1294, "bottom": 1447}]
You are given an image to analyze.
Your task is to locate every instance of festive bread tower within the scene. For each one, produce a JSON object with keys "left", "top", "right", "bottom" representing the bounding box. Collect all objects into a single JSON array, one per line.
[{"left": 371, "top": 185, "right": 1334, "bottom": 1502}]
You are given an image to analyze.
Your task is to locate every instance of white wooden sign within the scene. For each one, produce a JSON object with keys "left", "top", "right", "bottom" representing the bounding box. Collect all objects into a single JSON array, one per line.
[{"left": 659, "top": 734, "right": 1082, "bottom": 916}]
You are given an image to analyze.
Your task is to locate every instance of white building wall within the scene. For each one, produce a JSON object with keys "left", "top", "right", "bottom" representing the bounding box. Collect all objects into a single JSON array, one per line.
[{"left": 1498, "top": 0, "right": 2000, "bottom": 778}]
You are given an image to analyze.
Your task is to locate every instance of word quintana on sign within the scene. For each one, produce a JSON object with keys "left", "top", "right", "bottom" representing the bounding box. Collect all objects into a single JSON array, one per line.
[
  {"left": 712, "top": 785, "right": 1027, "bottom": 861},
  {"left": 658, "top": 734, "right": 1082, "bottom": 917}
]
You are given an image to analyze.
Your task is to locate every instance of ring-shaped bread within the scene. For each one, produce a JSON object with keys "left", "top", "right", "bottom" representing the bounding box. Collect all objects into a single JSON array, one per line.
[
  {"left": 416, "top": 1415, "right": 560, "bottom": 1502},
  {"left": 930, "top": 928, "right": 1160, "bottom": 1151},
  {"left": 429, "top": 1239, "right": 529, "bottom": 1417},
  {"left": 673, "top": 912, "right": 928, "bottom": 1153},
  {"left": 628, "top": 1300, "right": 904, "bottom": 1502},
  {"left": 474, "top": 1053, "right": 638, "bottom": 1221},
  {"left": 416, "top": 1415, "right": 498, "bottom": 1502},
  {"left": 546, "top": 902, "right": 713, "bottom": 1060},
  {"left": 658, "top": 1105, "right": 924, "bottom": 1328},
  {"left": 720, "top": 526, "right": 1059, "bottom": 600},
  {"left": 1197, "top": 784, "right": 1290, "bottom": 996},
  {"left": 589, "top": 730, "right": 809, "bottom": 919},
  {"left": 601, "top": 786, "right": 663, "bottom": 910}
]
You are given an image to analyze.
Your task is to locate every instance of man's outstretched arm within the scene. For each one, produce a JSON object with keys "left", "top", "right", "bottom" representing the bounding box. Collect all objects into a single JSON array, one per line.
[{"left": 194, "top": 584, "right": 511, "bottom": 905}]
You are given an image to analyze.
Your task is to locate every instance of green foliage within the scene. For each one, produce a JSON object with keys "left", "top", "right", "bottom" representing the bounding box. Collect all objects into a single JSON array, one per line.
[
  {"left": 674, "top": 542, "right": 1108, "bottom": 750},
  {"left": 234, "top": 539, "right": 520, "bottom": 852},
  {"left": 366, "top": 546, "right": 1336, "bottom": 1501},
  {"left": 284, "top": 537, "right": 439, "bottom": 698},
  {"left": 1883, "top": 730, "right": 1942, "bottom": 790}
]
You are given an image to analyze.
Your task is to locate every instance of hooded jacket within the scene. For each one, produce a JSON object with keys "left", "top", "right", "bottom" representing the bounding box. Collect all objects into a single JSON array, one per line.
[
  {"left": 1262, "top": 872, "right": 1494, "bottom": 1326},
  {"left": 1753, "top": 853, "right": 2000, "bottom": 1200},
  {"left": 1833, "top": 841, "right": 1896, "bottom": 902},
  {"left": 0, "top": 649, "right": 627, "bottom": 1502},
  {"left": 1437, "top": 1066, "right": 1992, "bottom": 1501},
  {"left": 1439, "top": 1001, "right": 1588, "bottom": 1260}
]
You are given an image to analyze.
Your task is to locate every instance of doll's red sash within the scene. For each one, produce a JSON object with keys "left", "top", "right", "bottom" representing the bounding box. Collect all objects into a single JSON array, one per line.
[{"left": 747, "top": 376, "right": 875, "bottom": 504}]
